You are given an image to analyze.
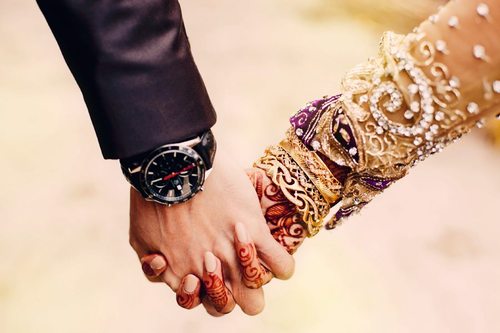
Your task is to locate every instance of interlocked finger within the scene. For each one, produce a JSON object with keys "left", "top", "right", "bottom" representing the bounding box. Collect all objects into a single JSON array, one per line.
[
  {"left": 176, "top": 274, "right": 202, "bottom": 310},
  {"left": 141, "top": 254, "right": 167, "bottom": 280},
  {"left": 202, "top": 252, "right": 236, "bottom": 314},
  {"left": 140, "top": 254, "right": 182, "bottom": 292},
  {"left": 235, "top": 223, "right": 273, "bottom": 289}
]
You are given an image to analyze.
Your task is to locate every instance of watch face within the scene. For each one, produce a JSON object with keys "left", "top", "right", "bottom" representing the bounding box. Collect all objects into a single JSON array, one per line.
[{"left": 141, "top": 146, "right": 205, "bottom": 205}]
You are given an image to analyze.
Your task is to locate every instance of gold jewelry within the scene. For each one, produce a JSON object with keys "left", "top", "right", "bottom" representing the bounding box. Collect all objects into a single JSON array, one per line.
[
  {"left": 308, "top": 31, "right": 482, "bottom": 226},
  {"left": 337, "top": 31, "right": 471, "bottom": 176},
  {"left": 257, "top": 25, "right": 499, "bottom": 233},
  {"left": 279, "top": 128, "right": 342, "bottom": 204},
  {"left": 254, "top": 145, "right": 330, "bottom": 237}
]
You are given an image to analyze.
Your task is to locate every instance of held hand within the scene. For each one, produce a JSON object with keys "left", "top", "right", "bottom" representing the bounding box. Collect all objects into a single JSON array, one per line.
[
  {"left": 245, "top": 167, "right": 308, "bottom": 255},
  {"left": 140, "top": 167, "right": 309, "bottom": 315},
  {"left": 129, "top": 149, "right": 295, "bottom": 315},
  {"left": 141, "top": 223, "right": 273, "bottom": 314}
]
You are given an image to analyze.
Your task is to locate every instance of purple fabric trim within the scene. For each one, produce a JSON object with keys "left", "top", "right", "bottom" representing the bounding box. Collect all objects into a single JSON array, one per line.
[
  {"left": 326, "top": 202, "right": 367, "bottom": 229},
  {"left": 360, "top": 176, "right": 393, "bottom": 191},
  {"left": 334, "top": 206, "right": 356, "bottom": 221},
  {"left": 290, "top": 94, "right": 341, "bottom": 147}
]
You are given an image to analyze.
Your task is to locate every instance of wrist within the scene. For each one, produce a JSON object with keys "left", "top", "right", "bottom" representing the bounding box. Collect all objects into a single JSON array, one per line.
[{"left": 120, "top": 129, "right": 216, "bottom": 206}]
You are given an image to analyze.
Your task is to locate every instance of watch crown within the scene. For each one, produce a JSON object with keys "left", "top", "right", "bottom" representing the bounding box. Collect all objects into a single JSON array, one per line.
[{"left": 199, "top": 187, "right": 204, "bottom": 192}]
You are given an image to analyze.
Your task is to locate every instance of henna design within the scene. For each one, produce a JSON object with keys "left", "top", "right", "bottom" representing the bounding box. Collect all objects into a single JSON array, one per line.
[
  {"left": 236, "top": 241, "right": 272, "bottom": 289},
  {"left": 176, "top": 277, "right": 201, "bottom": 310},
  {"left": 142, "top": 170, "right": 306, "bottom": 314},
  {"left": 263, "top": 180, "right": 307, "bottom": 254},
  {"left": 141, "top": 261, "right": 155, "bottom": 277},
  {"left": 140, "top": 254, "right": 167, "bottom": 278},
  {"left": 202, "top": 272, "right": 229, "bottom": 313},
  {"left": 176, "top": 292, "right": 198, "bottom": 309},
  {"left": 248, "top": 168, "right": 308, "bottom": 255},
  {"left": 202, "top": 253, "right": 235, "bottom": 314},
  {"left": 249, "top": 167, "right": 264, "bottom": 200}
]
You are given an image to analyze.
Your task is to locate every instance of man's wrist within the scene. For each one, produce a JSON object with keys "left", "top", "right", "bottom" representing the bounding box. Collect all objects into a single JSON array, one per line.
[{"left": 120, "top": 129, "right": 216, "bottom": 206}]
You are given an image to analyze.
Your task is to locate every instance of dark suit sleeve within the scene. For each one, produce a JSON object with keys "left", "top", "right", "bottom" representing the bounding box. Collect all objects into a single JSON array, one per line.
[{"left": 36, "top": 0, "right": 216, "bottom": 159}]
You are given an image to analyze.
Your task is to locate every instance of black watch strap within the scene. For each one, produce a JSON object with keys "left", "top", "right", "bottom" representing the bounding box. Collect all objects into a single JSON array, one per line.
[
  {"left": 194, "top": 130, "right": 217, "bottom": 170},
  {"left": 120, "top": 130, "right": 216, "bottom": 197}
]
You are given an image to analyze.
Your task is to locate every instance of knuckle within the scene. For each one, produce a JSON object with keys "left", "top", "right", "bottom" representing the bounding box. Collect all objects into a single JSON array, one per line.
[
  {"left": 128, "top": 237, "right": 138, "bottom": 250},
  {"left": 129, "top": 237, "right": 146, "bottom": 256}
]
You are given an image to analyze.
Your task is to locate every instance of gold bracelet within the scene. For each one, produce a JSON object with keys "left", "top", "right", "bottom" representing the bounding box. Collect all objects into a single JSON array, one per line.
[
  {"left": 279, "top": 128, "right": 342, "bottom": 204},
  {"left": 254, "top": 145, "right": 330, "bottom": 237}
]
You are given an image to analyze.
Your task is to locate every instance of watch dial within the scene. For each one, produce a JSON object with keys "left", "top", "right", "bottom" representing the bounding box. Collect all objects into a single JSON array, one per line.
[{"left": 143, "top": 147, "right": 204, "bottom": 204}]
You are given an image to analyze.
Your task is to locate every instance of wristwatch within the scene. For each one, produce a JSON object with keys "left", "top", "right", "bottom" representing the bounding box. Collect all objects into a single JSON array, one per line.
[{"left": 120, "top": 130, "right": 216, "bottom": 206}]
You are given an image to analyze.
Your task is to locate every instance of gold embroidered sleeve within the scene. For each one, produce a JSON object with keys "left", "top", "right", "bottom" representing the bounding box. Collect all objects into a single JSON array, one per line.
[{"left": 255, "top": 0, "right": 500, "bottom": 236}]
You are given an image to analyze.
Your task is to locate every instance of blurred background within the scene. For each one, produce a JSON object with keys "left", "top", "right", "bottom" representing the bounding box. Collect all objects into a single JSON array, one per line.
[{"left": 1, "top": 0, "right": 500, "bottom": 332}]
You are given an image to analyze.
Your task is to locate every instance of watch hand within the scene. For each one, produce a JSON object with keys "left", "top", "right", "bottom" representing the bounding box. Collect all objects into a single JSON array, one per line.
[
  {"left": 162, "top": 164, "right": 196, "bottom": 181},
  {"left": 151, "top": 178, "right": 163, "bottom": 184}
]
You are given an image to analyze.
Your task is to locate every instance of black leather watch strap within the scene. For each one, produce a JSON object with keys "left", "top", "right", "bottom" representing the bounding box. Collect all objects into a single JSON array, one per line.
[
  {"left": 120, "top": 129, "right": 216, "bottom": 199},
  {"left": 193, "top": 130, "right": 217, "bottom": 170}
]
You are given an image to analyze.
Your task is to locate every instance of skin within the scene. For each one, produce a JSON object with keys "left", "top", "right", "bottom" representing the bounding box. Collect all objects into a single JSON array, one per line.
[
  {"left": 234, "top": 229, "right": 273, "bottom": 289},
  {"left": 140, "top": 0, "right": 500, "bottom": 316},
  {"left": 176, "top": 274, "right": 202, "bottom": 310},
  {"left": 202, "top": 252, "right": 235, "bottom": 314},
  {"left": 248, "top": 168, "right": 307, "bottom": 255},
  {"left": 141, "top": 167, "right": 308, "bottom": 315},
  {"left": 129, "top": 149, "right": 295, "bottom": 316}
]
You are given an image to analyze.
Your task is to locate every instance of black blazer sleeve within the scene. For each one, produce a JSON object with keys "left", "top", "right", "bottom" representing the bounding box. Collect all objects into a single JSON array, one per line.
[{"left": 36, "top": 0, "right": 216, "bottom": 159}]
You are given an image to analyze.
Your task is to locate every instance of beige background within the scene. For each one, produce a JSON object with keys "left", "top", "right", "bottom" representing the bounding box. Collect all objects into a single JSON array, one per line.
[{"left": 1, "top": 1, "right": 500, "bottom": 332}]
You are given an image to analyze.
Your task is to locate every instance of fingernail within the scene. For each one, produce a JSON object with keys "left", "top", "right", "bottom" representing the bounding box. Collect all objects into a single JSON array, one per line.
[
  {"left": 183, "top": 275, "right": 198, "bottom": 294},
  {"left": 149, "top": 256, "right": 165, "bottom": 270},
  {"left": 235, "top": 223, "right": 249, "bottom": 243},
  {"left": 204, "top": 252, "right": 217, "bottom": 273},
  {"left": 141, "top": 262, "right": 155, "bottom": 276}
]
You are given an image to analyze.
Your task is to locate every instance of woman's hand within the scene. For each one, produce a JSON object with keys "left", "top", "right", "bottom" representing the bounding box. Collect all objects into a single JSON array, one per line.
[
  {"left": 246, "top": 168, "right": 308, "bottom": 255},
  {"left": 129, "top": 150, "right": 295, "bottom": 315}
]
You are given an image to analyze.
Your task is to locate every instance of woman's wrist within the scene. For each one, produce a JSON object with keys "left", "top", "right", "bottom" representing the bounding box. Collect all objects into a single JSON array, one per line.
[{"left": 255, "top": 11, "right": 500, "bottom": 236}]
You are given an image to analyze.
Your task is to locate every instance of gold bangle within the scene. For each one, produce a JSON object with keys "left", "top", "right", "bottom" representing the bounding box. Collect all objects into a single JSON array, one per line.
[
  {"left": 279, "top": 128, "right": 342, "bottom": 204},
  {"left": 254, "top": 145, "right": 330, "bottom": 237}
]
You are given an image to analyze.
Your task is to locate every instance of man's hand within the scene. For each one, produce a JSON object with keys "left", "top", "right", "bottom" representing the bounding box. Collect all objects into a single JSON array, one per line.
[
  {"left": 140, "top": 167, "right": 309, "bottom": 315},
  {"left": 129, "top": 149, "right": 295, "bottom": 315}
]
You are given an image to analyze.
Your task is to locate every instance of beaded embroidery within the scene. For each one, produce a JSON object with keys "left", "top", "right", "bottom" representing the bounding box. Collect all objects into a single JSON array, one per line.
[{"left": 257, "top": 1, "right": 500, "bottom": 233}]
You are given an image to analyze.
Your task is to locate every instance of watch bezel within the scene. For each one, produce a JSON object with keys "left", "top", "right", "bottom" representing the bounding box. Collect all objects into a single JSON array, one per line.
[{"left": 139, "top": 144, "right": 206, "bottom": 206}]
